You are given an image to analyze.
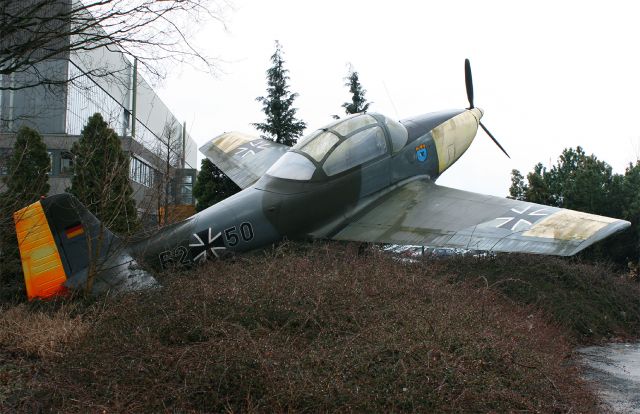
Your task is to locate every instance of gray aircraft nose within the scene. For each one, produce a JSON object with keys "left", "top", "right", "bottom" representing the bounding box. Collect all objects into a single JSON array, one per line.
[
  {"left": 401, "top": 109, "right": 466, "bottom": 142},
  {"left": 429, "top": 108, "right": 482, "bottom": 174}
]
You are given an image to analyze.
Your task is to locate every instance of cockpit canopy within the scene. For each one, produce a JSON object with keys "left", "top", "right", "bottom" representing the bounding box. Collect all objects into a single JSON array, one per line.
[{"left": 266, "top": 113, "right": 408, "bottom": 181}]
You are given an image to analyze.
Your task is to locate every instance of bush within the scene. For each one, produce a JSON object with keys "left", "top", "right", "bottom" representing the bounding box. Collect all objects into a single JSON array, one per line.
[
  {"left": 432, "top": 254, "right": 640, "bottom": 341},
  {"left": 3, "top": 243, "right": 600, "bottom": 412}
]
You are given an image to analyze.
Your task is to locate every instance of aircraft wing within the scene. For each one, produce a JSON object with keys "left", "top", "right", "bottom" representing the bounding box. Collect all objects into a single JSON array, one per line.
[
  {"left": 199, "top": 132, "right": 289, "bottom": 189},
  {"left": 330, "top": 178, "right": 630, "bottom": 256}
]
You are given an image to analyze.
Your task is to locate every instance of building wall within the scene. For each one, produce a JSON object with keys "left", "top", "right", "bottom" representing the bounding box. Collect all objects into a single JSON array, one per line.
[
  {"left": 0, "top": 0, "right": 199, "bottom": 220},
  {"left": 0, "top": 60, "right": 69, "bottom": 133}
]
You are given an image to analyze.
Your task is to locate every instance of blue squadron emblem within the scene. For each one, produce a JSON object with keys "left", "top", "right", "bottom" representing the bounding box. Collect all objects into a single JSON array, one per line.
[{"left": 416, "top": 143, "right": 428, "bottom": 162}]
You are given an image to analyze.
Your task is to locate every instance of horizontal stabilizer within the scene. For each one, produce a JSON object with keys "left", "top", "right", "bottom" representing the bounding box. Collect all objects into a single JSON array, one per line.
[
  {"left": 14, "top": 194, "right": 155, "bottom": 299},
  {"left": 200, "top": 132, "right": 289, "bottom": 189}
]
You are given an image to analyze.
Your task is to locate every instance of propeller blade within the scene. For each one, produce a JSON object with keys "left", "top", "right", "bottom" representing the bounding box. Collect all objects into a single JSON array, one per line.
[
  {"left": 480, "top": 121, "right": 510, "bottom": 158},
  {"left": 465, "top": 58, "right": 474, "bottom": 109}
]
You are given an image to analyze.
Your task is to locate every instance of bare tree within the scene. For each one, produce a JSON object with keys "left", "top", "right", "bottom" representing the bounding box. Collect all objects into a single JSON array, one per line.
[
  {"left": 0, "top": 0, "right": 230, "bottom": 90},
  {"left": 155, "top": 118, "right": 184, "bottom": 226}
]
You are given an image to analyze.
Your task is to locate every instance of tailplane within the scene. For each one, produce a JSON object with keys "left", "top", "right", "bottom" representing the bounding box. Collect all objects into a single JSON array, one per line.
[{"left": 13, "top": 193, "right": 155, "bottom": 300}]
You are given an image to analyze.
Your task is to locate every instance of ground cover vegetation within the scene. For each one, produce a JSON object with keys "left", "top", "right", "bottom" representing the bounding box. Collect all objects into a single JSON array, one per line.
[{"left": 2, "top": 243, "right": 640, "bottom": 412}]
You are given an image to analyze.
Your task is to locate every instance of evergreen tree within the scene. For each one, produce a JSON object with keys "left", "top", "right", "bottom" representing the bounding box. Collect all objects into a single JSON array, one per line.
[
  {"left": 69, "top": 113, "right": 137, "bottom": 235},
  {"left": 546, "top": 147, "right": 613, "bottom": 215},
  {"left": 508, "top": 169, "right": 526, "bottom": 200},
  {"left": 341, "top": 65, "right": 372, "bottom": 115},
  {"left": 524, "top": 163, "right": 553, "bottom": 205},
  {"left": 0, "top": 126, "right": 50, "bottom": 298},
  {"left": 193, "top": 158, "right": 240, "bottom": 212},
  {"left": 253, "top": 41, "right": 307, "bottom": 146},
  {"left": 511, "top": 146, "right": 638, "bottom": 266},
  {"left": 2, "top": 126, "right": 50, "bottom": 202}
]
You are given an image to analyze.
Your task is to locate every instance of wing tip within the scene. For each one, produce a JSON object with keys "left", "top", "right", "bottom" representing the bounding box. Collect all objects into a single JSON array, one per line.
[{"left": 570, "top": 219, "right": 631, "bottom": 256}]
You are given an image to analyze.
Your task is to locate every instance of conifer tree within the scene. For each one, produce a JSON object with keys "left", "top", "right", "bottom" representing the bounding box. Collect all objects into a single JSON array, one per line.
[
  {"left": 0, "top": 126, "right": 50, "bottom": 297},
  {"left": 193, "top": 158, "right": 240, "bottom": 212},
  {"left": 508, "top": 169, "right": 526, "bottom": 201},
  {"left": 2, "top": 126, "right": 50, "bottom": 202},
  {"left": 69, "top": 113, "right": 137, "bottom": 235},
  {"left": 253, "top": 41, "right": 306, "bottom": 146},
  {"left": 510, "top": 146, "right": 638, "bottom": 265},
  {"left": 342, "top": 65, "right": 372, "bottom": 115}
]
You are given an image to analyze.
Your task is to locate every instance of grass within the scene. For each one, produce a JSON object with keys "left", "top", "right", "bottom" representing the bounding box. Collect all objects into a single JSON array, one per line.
[{"left": 2, "top": 242, "right": 639, "bottom": 412}]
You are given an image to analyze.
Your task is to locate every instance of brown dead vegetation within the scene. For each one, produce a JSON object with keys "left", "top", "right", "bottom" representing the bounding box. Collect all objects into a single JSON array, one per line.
[
  {"left": 3, "top": 242, "right": 632, "bottom": 412},
  {"left": 0, "top": 303, "right": 87, "bottom": 358}
]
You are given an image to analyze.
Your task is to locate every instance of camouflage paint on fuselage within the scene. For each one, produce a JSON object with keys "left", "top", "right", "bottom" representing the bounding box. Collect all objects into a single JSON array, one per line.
[
  {"left": 14, "top": 60, "right": 632, "bottom": 300},
  {"left": 131, "top": 109, "right": 481, "bottom": 271}
]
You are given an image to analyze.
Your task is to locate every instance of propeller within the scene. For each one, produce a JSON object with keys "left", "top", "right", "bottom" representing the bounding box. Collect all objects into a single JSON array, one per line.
[
  {"left": 464, "top": 58, "right": 510, "bottom": 159},
  {"left": 465, "top": 59, "right": 474, "bottom": 109}
]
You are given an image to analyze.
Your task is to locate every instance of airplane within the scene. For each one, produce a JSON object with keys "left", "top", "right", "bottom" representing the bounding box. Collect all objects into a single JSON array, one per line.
[{"left": 13, "top": 60, "right": 631, "bottom": 300}]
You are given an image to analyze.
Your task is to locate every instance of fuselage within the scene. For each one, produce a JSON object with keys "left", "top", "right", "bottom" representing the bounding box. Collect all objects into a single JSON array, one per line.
[{"left": 132, "top": 108, "right": 483, "bottom": 270}]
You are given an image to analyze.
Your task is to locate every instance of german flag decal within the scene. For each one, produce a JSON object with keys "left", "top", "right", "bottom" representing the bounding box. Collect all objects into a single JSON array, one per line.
[{"left": 65, "top": 223, "right": 84, "bottom": 239}]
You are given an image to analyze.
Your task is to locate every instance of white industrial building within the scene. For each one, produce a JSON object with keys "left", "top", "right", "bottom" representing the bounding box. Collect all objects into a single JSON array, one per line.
[{"left": 0, "top": 0, "right": 198, "bottom": 222}]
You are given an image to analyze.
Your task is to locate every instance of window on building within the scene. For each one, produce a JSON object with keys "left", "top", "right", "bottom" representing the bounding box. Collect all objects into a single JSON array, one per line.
[
  {"left": 60, "top": 152, "right": 73, "bottom": 175},
  {"left": 180, "top": 172, "right": 194, "bottom": 204},
  {"left": 180, "top": 184, "right": 193, "bottom": 204},
  {"left": 0, "top": 150, "right": 9, "bottom": 175},
  {"left": 130, "top": 156, "right": 155, "bottom": 187}
]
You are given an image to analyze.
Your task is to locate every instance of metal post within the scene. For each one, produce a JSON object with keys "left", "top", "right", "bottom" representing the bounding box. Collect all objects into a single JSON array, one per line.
[
  {"left": 182, "top": 121, "right": 186, "bottom": 169},
  {"left": 131, "top": 58, "right": 137, "bottom": 138}
]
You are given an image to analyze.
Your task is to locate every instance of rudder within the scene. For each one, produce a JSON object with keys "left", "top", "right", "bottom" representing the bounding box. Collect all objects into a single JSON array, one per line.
[{"left": 13, "top": 193, "right": 125, "bottom": 299}]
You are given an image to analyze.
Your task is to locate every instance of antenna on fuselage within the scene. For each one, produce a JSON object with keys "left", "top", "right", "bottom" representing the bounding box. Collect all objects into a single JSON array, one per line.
[{"left": 382, "top": 81, "right": 400, "bottom": 119}]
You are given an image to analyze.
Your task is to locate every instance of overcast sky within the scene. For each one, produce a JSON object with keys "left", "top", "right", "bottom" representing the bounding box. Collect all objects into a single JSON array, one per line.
[{"left": 156, "top": 0, "right": 640, "bottom": 197}]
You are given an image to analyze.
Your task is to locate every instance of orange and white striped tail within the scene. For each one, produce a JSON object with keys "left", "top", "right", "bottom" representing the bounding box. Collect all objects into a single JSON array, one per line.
[{"left": 13, "top": 201, "right": 68, "bottom": 300}]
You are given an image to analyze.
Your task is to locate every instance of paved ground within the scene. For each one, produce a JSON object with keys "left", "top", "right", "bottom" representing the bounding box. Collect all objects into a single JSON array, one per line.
[{"left": 579, "top": 344, "right": 640, "bottom": 414}]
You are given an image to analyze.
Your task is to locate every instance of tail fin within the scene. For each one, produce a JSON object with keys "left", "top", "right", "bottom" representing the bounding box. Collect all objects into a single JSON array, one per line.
[{"left": 13, "top": 193, "right": 150, "bottom": 300}]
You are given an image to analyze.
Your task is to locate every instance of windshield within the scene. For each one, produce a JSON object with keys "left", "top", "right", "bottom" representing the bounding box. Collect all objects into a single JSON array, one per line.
[
  {"left": 299, "top": 131, "right": 339, "bottom": 161},
  {"left": 265, "top": 152, "right": 315, "bottom": 180},
  {"left": 384, "top": 116, "right": 408, "bottom": 153}
]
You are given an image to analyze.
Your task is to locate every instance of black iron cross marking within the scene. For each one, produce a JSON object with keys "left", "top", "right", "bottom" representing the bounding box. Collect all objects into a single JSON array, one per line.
[
  {"left": 233, "top": 140, "right": 273, "bottom": 159},
  {"left": 495, "top": 206, "right": 549, "bottom": 231},
  {"left": 189, "top": 228, "right": 226, "bottom": 262}
]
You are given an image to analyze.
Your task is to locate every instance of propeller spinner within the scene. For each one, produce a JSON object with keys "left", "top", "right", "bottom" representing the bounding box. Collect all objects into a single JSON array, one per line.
[{"left": 464, "top": 59, "right": 510, "bottom": 159}]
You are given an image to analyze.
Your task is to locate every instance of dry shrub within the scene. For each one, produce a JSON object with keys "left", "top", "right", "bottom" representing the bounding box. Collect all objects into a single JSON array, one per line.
[
  {"left": 0, "top": 303, "right": 88, "bottom": 358},
  {"left": 428, "top": 253, "right": 640, "bottom": 341},
  {"left": 23, "top": 242, "right": 600, "bottom": 412}
]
